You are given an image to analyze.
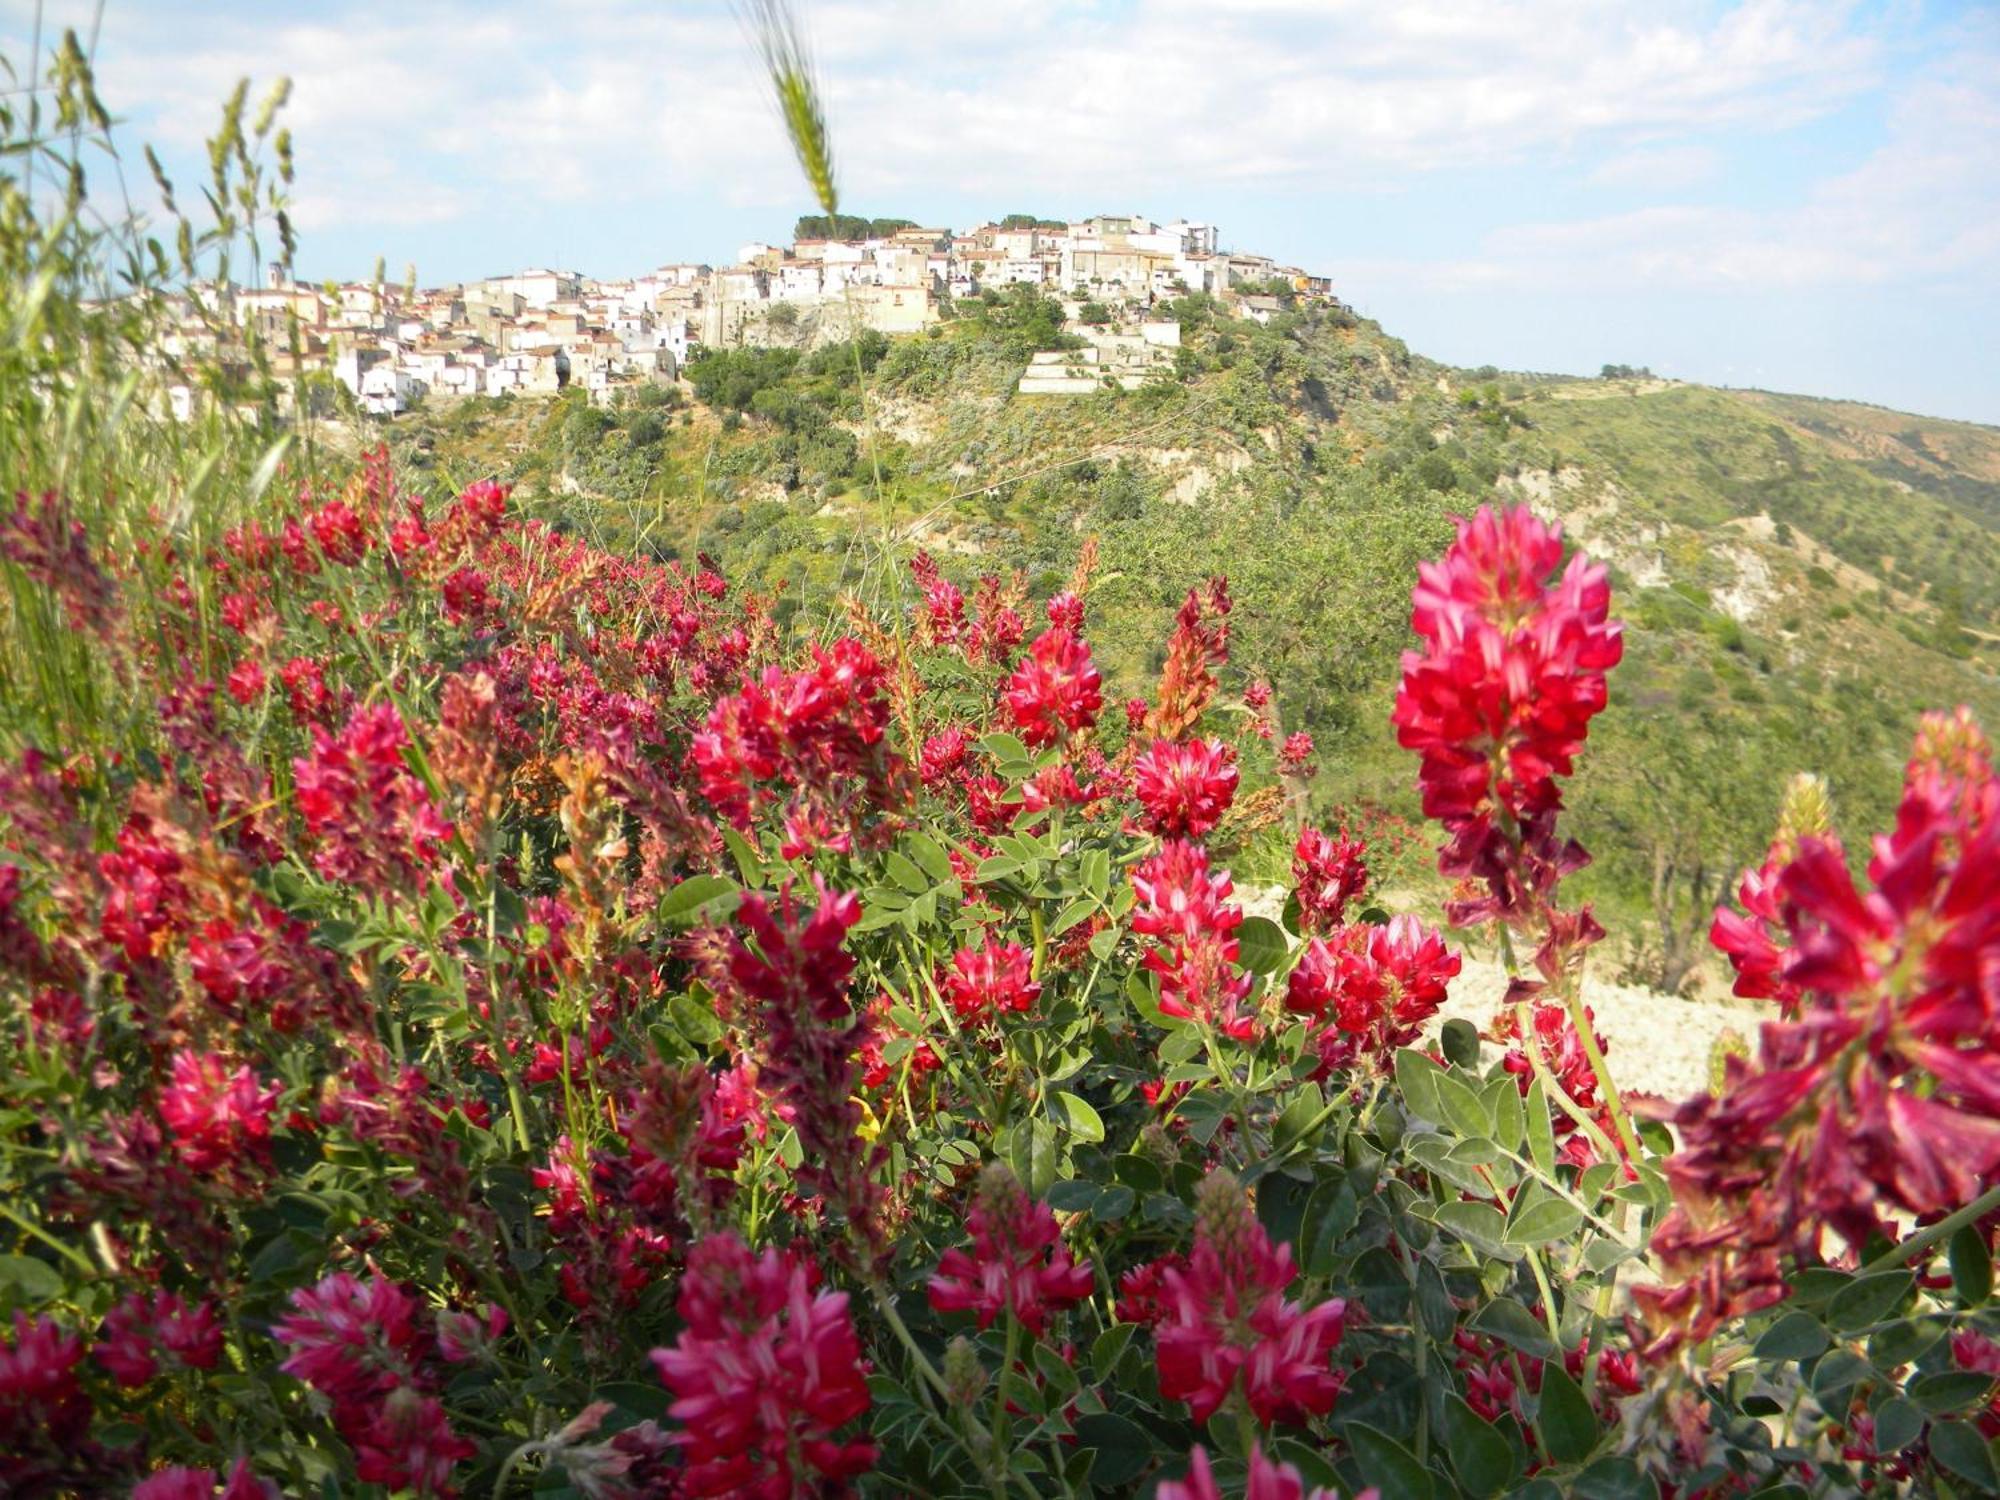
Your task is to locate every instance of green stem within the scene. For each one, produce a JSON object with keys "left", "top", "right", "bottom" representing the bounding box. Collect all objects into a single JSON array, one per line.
[
  {"left": 1863, "top": 1182, "right": 2000, "bottom": 1275},
  {"left": 0, "top": 1200, "right": 95, "bottom": 1275},
  {"left": 991, "top": 1312, "right": 1023, "bottom": 1460},
  {"left": 871, "top": 1282, "right": 949, "bottom": 1401},
  {"left": 1511, "top": 1000, "right": 1621, "bottom": 1167},
  {"left": 1557, "top": 985, "right": 1645, "bottom": 1168}
]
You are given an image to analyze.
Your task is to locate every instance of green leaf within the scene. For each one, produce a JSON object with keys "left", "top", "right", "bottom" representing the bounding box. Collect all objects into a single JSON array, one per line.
[
  {"left": 1236, "top": 915, "right": 1289, "bottom": 976},
  {"left": 1003, "top": 1119, "right": 1060, "bottom": 1198},
  {"left": 1525, "top": 1078, "right": 1556, "bottom": 1177},
  {"left": 1484, "top": 1075, "right": 1525, "bottom": 1154},
  {"left": 1090, "top": 1323, "right": 1136, "bottom": 1381},
  {"left": 904, "top": 831, "right": 955, "bottom": 883},
  {"left": 1300, "top": 1178, "right": 1360, "bottom": 1276},
  {"left": 1506, "top": 1194, "right": 1583, "bottom": 1246},
  {"left": 1113, "top": 1153, "right": 1164, "bottom": 1192},
  {"left": 1092, "top": 1184, "right": 1135, "bottom": 1221},
  {"left": 1052, "top": 1092, "right": 1105, "bottom": 1143},
  {"left": 1951, "top": 1222, "right": 1993, "bottom": 1308},
  {"left": 1826, "top": 1269, "right": 1913, "bottom": 1333},
  {"left": 1571, "top": 1456, "right": 1659, "bottom": 1500},
  {"left": 1470, "top": 1296, "right": 1560, "bottom": 1359},
  {"left": 1868, "top": 1315, "right": 1945, "bottom": 1369},
  {"left": 657, "top": 874, "right": 740, "bottom": 925},
  {"left": 977, "top": 731, "right": 1033, "bottom": 769},
  {"left": 720, "top": 827, "right": 766, "bottom": 886},
  {"left": 1394, "top": 1048, "right": 1446, "bottom": 1128},
  {"left": 1810, "top": 1348, "right": 1873, "bottom": 1407},
  {"left": 1415, "top": 1258, "right": 1457, "bottom": 1341},
  {"left": 1049, "top": 896, "right": 1097, "bottom": 936},
  {"left": 1045, "top": 1179, "right": 1099, "bottom": 1214},
  {"left": 1432, "top": 1070, "right": 1493, "bottom": 1141},
  {"left": 883, "top": 850, "right": 929, "bottom": 894},
  {"left": 1754, "top": 1310, "right": 1830, "bottom": 1362},
  {"left": 1537, "top": 1363, "right": 1599, "bottom": 1465},
  {"left": 1929, "top": 1419, "right": 2000, "bottom": 1491},
  {"left": 1074, "top": 1413, "right": 1151, "bottom": 1487},
  {"left": 593, "top": 1380, "right": 670, "bottom": 1420},
  {"left": 1442, "top": 1393, "right": 1515, "bottom": 1497},
  {"left": 667, "top": 991, "right": 723, "bottom": 1047},
  {"left": 1433, "top": 1199, "right": 1509, "bottom": 1256},
  {"left": 1274, "top": 1083, "right": 1326, "bottom": 1152},
  {"left": 1344, "top": 1421, "right": 1435, "bottom": 1500},
  {"left": 1870, "top": 1396, "right": 1923, "bottom": 1456},
  {"left": 1440, "top": 1017, "right": 1482, "bottom": 1069},
  {"left": 1912, "top": 1369, "right": 1999, "bottom": 1415},
  {"left": 0, "top": 1253, "right": 63, "bottom": 1305}
]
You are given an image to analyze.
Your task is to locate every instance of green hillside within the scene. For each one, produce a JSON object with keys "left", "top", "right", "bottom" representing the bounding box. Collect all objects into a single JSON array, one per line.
[{"left": 375, "top": 294, "right": 2000, "bottom": 993}]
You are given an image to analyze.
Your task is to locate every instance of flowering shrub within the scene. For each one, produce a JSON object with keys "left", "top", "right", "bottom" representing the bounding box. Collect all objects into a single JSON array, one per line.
[{"left": 1, "top": 474, "right": 1996, "bottom": 1499}]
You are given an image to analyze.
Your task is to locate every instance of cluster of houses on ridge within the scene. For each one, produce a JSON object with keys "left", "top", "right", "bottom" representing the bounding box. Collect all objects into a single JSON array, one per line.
[{"left": 162, "top": 214, "right": 1335, "bottom": 418}]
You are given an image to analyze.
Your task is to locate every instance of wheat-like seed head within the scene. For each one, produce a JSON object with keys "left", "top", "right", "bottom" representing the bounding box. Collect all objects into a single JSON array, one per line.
[{"left": 740, "top": 0, "right": 839, "bottom": 216}]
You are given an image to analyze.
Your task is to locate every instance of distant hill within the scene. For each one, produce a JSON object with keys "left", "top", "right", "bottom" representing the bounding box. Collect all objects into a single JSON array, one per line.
[{"left": 376, "top": 292, "right": 2000, "bottom": 995}]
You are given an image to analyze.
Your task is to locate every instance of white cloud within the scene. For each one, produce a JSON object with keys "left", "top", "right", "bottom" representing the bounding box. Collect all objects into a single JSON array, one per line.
[
  {"left": 1587, "top": 145, "right": 1718, "bottom": 190},
  {"left": 4, "top": 0, "right": 1897, "bottom": 237},
  {"left": 1340, "top": 25, "right": 2000, "bottom": 296}
]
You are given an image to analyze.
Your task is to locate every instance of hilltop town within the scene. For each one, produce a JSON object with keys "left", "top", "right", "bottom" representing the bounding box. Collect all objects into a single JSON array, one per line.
[{"left": 160, "top": 213, "right": 1335, "bottom": 419}]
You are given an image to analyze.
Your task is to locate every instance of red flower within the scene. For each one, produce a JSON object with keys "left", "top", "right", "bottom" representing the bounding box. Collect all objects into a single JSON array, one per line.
[
  {"left": 1286, "top": 916, "right": 1460, "bottom": 1073},
  {"left": 1046, "top": 590, "right": 1085, "bottom": 631},
  {"left": 350, "top": 1386, "right": 477, "bottom": 1495},
  {"left": 94, "top": 1290, "right": 224, "bottom": 1387},
  {"left": 225, "top": 659, "right": 265, "bottom": 705},
  {"left": 1151, "top": 1170, "right": 1346, "bottom": 1426},
  {"left": 273, "top": 1274, "right": 473, "bottom": 1497},
  {"left": 1292, "top": 827, "right": 1369, "bottom": 935},
  {"left": 274, "top": 1273, "right": 431, "bottom": 1410},
  {"left": 910, "top": 552, "right": 966, "bottom": 647},
  {"left": 1132, "top": 840, "right": 1255, "bottom": 1040},
  {"left": 1710, "top": 773, "right": 1837, "bottom": 1015},
  {"left": 942, "top": 936, "right": 1042, "bottom": 1022},
  {"left": 649, "top": 1234, "right": 875, "bottom": 1499},
  {"left": 157, "top": 1050, "right": 280, "bottom": 1179},
  {"left": 1277, "top": 731, "right": 1316, "bottom": 778},
  {"left": 919, "top": 724, "right": 971, "bottom": 787},
  {"left": 714, "top": 882, "right": 886, "bottom": 1263},
  {"left": 0, "top": 1312, "right": 93, "bottom": 1463},
  {"left": 131, "top": 1461, "right": 277, "bottom": 1500},
  {"left": 306, "top": 500, "right": 370, "bottom": 564},
  {"left": 1147, "top": 579, "right": 1231, "bottom": 739},
  {"left": 1391, "top": 505, "right": 1621, "bottom": 927},
  {"left": 929, "top": 1163, "right": 1094, "bottom": 1334},
  {"left": 1133, "top": 738, "right": 1240, "bottom": 839},
  {"left": 1002, "top": 627, "right": 1102, "bottom": 748},
  {"left": 292, "top": 701, "right": 452, "bottom": 887},
  {"left": 440, "top": 566, "right": 490, "bottom": 622},
  {"left": 1637, "top": 709, "right": 2000, "bottom": 1360},
  {"left": 434, "top": 1305, "right": 507, "bottom": 1365},
  {"left": 857, "top": 991, "right": 941, "bottom": 1091},
  {"left": 691, "top": 638, "right": 907, "bottom": 855},
  {"left": 1158, "top": 1445, "right": 1363, "bottom": 1500},
  {"left": 1117, "top": 1253, "right": 1187, "bottom": 1327},
  {"left": 279, "top": 655, "right": 332, "bottom": 719}
]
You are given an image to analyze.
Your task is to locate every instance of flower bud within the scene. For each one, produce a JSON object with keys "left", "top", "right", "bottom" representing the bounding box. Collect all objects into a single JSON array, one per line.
[
  {"left": 942, "top": 1335, "right": 988, "bottom": 1408},
  {"left": 1773, "top": 772, "right": 1833, "bottom": 855}
]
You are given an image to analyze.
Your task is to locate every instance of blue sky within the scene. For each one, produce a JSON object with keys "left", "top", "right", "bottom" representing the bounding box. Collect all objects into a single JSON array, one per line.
[{"left": 4, "top": 0, "right": 1997, "bottom": 423}]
